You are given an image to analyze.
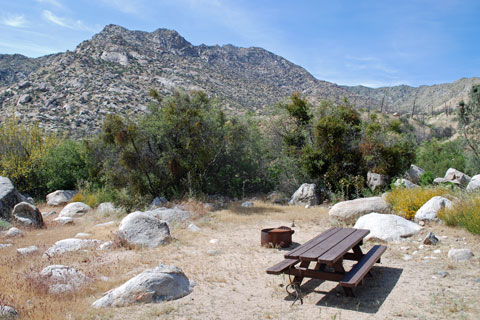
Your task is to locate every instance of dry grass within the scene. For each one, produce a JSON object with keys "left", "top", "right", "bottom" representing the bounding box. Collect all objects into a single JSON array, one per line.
[{"left": 1, "top": 200, "right": 479, "bottom": 319}]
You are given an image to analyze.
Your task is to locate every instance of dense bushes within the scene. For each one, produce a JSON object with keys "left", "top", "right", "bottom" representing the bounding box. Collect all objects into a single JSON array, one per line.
[
  {"left": 276, "top": 95, "right": 416, "bottom": 198},
  {"left": 0, "top": 117, "right": 58, "bottom": 197},
  {"left": 439, "top": 194, "right": 480, "bottom": 234},
  {"left": 415, "top": 139, "right": 467, "bottom": 177},
  {"left": 385, "top": 187, "right": 449, "bottom": 220}
]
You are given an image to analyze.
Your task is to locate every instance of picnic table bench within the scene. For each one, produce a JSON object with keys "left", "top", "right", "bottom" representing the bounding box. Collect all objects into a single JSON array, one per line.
[{"left": 267, "top": 227, "right": 386, "bottom": 297}]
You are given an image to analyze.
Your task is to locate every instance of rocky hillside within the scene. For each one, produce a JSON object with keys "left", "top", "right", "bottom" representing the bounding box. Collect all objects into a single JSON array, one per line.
[
  {"left": 344, "top": 77, "right": 480, "bottom": 115},
  {"left": 0, "top": 24, "right": 478, "bottom": 137}
]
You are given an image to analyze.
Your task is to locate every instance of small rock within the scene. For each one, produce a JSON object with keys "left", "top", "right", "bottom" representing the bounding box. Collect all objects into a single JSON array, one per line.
[
  {"left": 423, "top": 232, "right": 439, "bottom": 245},
  {"left": 74, "top": 233, "right": 92, "bottom": 238},
  {"left": 98, "top": 241, "right": 114, "bottom": 250},
  {"left": 148, "top": 197, "right": 168, "bottom": 210},
  {"left": 6, "top": 227, "right": 23, "bottom": 237},
  {"left": 53, "top": 217, "right": 74, "bottom": 225},
  {"left": 418, "top": 220, "right": 425, "bottom": 227},
  {"left": 12, "top": 202, "right": 44, "bottom": 227},
  {"left": 209, "top": 239, "right": 218, "bottom": 244},
  {"left": 241, "top": 201, "right": 253, "bottom": 207},
  {"left": 448, "top": 248, "right": 474, "bottom": 262},
  {"left": 0, "top": 305, "right": 18, "bottom": 319},
  {"left": 42, "top": 210, "right": 56, "bottom": 216},
  {"left": 433, "top": 249, "right": 441, "bottom": 254},
  {"left": 418, "top": 245, "right": 425, "bottom": 249},
  {"left": 187, "top": 223, "right": 200, "bottom": 232},
  {"left": 0, "top": 243, "right": 13, "bottom": 248},
  {"left": 207, "top": 249, "right": 222, "bottom": 256},
  {"left": 438, "top": 271, "right": 449, "bottom": 278},
  {"left": 17, "top": 245, "right": 39, "bottom": 255},
  {"left": 402, "top": 254, "right": 412, "bottom": 261},
  {"left": 92, "top": 221, "right": 115, "bottom": 228}
]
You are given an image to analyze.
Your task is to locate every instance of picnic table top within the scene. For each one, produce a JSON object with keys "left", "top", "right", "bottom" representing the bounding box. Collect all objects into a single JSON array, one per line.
[{"left": 284, "top": 227, "right": 370, "bottom": 264}]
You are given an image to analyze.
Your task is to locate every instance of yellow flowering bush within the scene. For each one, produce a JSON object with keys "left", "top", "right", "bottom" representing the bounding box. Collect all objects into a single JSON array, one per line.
[
  {"left": 385, "top": 187, "right": 449, "bottom": 220},
  {"left": 439, "top": 195, "right": 480, "bottom": 235}
]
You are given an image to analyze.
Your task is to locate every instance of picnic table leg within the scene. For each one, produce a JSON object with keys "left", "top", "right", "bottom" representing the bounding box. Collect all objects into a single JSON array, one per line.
[
  {"left": 352, "top": 244, "right": 364, "bottom": 260},
  {"left": 332, "top": 259, "right": 355, "bottom": 297},
  {"left": 292, "top": 260, "right": 311, "bottom": 285}
]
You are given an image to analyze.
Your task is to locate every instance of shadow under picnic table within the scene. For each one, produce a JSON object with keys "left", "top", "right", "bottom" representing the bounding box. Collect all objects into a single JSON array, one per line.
[{"left": 313, "top": 266, "right": 403, "bottom": 313}]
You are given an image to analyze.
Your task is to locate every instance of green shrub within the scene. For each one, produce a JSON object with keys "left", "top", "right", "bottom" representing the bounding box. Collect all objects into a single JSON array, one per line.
[
  {"left": 42, "top": 139, "right": 89, "bottom": 192},
  {"left": 415, "top": 139, "right": 467, "bottom": 177},
  {"left": 419, "top": 171, "right": 434, "bottom": 186},
  {"left": 0, "top": 218, "right": 11, "bottom": 230},
  {"left": 439, "top": 195, "right": 480, "bottom": 234}
]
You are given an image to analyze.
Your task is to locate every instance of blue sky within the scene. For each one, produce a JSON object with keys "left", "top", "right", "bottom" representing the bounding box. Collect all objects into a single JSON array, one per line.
[{"left": 1, "top": 0, "right": 479, "bottom": 88}]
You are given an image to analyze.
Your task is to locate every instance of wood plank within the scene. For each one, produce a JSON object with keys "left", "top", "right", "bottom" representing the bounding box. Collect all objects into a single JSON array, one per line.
[
  {"left": 285, "top": 227, "right": 339, "bottom": 259},
  {"left": 282, "top": 268, "right": 345, "bottom": 282},
  {"left": 266, "top": 258, "right": 300, "bottom": 275},
  {"left": 340, "top": 245, "right": 387, "bottom": 287},
  {"left": 318, "top": 229, "right": 370, "bottom": 264},
  {"left": 298, "top": 228, "right": 357, "bottom": 261}
]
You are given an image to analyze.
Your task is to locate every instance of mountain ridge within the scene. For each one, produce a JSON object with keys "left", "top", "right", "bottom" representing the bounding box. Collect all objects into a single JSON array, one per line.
[{"left": 1, "top": 24, "right": 478, "bottom": 136}]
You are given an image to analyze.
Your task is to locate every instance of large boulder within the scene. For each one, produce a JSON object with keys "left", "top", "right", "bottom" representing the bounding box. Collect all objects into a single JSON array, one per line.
[
  {"left": 12, "top": 202, "right": 44, "bottom": 227},
  {"left": 467, "top": 174, "right": 480, "bottom": 192},
  {"left": 393, "top": 178, "right": 419, "bottom": 189},
  {"left": 40, "top": 265, "right": 91, "bottom": 294},
  {"left": 329, "top": 197, "right": 391, "bottom": 225},
  {"left": 148, "top": 197, "right": 168, "bottom": 210},
  {"left": 0, "top": 177, "right": 24, "bottom": 221},
  {"left": 354, "top": 213, "right": 422, "bottom": 241},
  {"left": 405, "top": 165, "right": 425, "bottom": 184},
  {"left": 289, "top": 183, "right": 319, "bottom": 206},
  {"left": 435, "top": 168, "right": 471, "bottom": 188},
  {"left": 58, "top": 202, "right": 91, "bottom": 218},
  {"left": 117, "top": 211, "right": 171, "bottom": 248},
  {"left": 43, "top": 238, "right": 101, "bottom": 257},
  {"left": 96, "top": 202, "right": 122, "bottom": 215},
  {"left": 367, "top": 172, "right": 389, "bottom": 191},
  {"left": 46, "top": 190, "right": 77, "bottom": 206},
  {"left": 414, "top": 196, "right": 453, "bottom": 221},
  {"left": 92, "top": 264, "right": 193, "bottom": 308},
  {"left": 145, "top": 207, "right": 192, "bottom": 225}
]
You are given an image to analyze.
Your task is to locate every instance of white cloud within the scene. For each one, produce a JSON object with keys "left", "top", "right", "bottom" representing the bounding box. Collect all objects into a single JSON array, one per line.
[
  {"left": 2, "top": 14, "right": 28, "bottom": 27},
  {"left": 43, "top": 10, "right": 68, "bottom": 27},
  {"left": 42, "top": 10, "right": 96, "bottom": 32}
]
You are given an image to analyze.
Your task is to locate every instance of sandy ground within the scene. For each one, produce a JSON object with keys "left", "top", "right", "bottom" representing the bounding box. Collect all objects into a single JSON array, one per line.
[{"left": 2, "top": 202, "right": 480, "bottom": 319}]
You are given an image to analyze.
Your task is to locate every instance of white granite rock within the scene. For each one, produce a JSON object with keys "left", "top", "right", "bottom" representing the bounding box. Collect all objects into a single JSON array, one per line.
[
  {"left": 289, "top": 183, "right": 319, "bottom": 206},
  {"left": 43, "top": 238, "right": 101, "bottom": 257},
  {"left": 354, "top": 213, "right": 422, "bottom": 241},
  {"left": 46, "top": 190, "right": 77, "bottom": 206},
  {"left": 117, "top": 211, "right": 171, "bottom": 248},
  {"left": 448, "top": 248, "right": 474, "bottom": 262},
  {"left": 466, "top": 174, "right": 480, "bottom": 192},
  {"left": 415, "top": 196, "right": 453, "bottom": 221},
  {"left": 92, "top": 264, "right": 193, "bottom": 307},
  {"left": 17, "top": 245, "right": 39, "bottom": 255},
  {"left": 329, "top": 197, "right": 391, "bottom": 225},
  {"left": 40, "top": 265, "right": 91, "bottom": 294},
  {"left": 59, "top": 202, "right": 91, "bottom": 218},
  {"left": 6, "top": 227, "right": 23, "bottom": 237}
]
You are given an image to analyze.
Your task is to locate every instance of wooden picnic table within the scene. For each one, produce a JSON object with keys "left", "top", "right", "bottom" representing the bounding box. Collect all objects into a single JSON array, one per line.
[{"left": 267, "top": 227, "right": 386, "bottom": 297}]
